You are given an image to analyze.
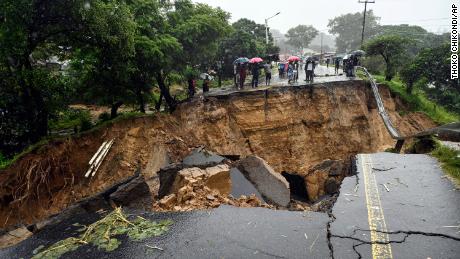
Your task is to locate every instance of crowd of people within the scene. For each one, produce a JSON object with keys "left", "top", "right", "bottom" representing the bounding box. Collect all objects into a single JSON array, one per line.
[{"left": 186, "top": 52, "right": 361, "bottom": 98}]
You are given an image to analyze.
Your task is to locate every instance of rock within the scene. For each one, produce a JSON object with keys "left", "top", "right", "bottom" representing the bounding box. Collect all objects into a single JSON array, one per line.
[
  {"left": 159, "top": 194, "right": 176, "bottom": 208},
  {"left": 237, "top": 156, "right": 290, "bottom": 207},
  {"left": 230, "top": 168, "right": 265, "bottom": 202},
  {"left": 304, "top": 160, "right": 345, "bottom": 201},
  {"left": 109, "top": 175, "right": 152, "bottom": 208},
  {"left": 161, "top": 164, "right": 231, "bottom": 198},
  {"left": 324, "top": 178, "right": 339, "bottom": 194},
  {"left": 182, "top": 147, "right": 226, "bottom": 168},
  {"left": 206, "top": 194, "right": 216, "bottom": 201},
  {"left": 158, "top": 163, "right": 186, "bottom": 198},
  {"left": 0, "top": 227, "right": 33, "bottom": 249},
  {"left": 205, "top": 165, "right": 231, "bottom": 196}
]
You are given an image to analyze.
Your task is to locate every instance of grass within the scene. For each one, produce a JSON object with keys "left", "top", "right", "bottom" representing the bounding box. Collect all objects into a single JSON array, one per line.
[
  {"left": 374, "top": 75, "right": 460, "bottom": 125},
  {"left": 49, "top": 109, "right": 92, "bottom": 132},
  {"left": 431, "top": 143, "right": 460, "bottom": 185},
  {"left": 0, "top": 139, "right": 52, "bottom": 170},
  {"left": 0, "top": 111, "right": 150, "bottom": 171}
]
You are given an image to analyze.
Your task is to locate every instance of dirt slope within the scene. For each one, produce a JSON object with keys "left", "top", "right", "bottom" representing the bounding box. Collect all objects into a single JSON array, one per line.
[{"left": 0, "top": 80, "right": 436, "bottom": 229}]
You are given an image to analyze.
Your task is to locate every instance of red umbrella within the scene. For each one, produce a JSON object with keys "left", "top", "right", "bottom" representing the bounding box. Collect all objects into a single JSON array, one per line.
[
  {"left": 249, "top": 57, "right": 263, "bottom": 63},
  {"left": 288, "top": 56, "right": 301, "bottom": 62}
]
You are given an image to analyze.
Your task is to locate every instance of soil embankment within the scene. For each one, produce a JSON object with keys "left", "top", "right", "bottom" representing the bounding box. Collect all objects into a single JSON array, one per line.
[{"left": 0, "top": 80, "right": 436, "bottom": 229}]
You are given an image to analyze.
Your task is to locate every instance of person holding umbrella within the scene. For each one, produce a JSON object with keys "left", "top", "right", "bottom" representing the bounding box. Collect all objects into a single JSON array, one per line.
[
  {"left": 304, "top": 57, "right": 315, "bottom": 83},
  {"left": 249, "top": 57, "right": 263, "bottom": 88},
  {"left": 239, "top": 63, "right": 247, "bottom": 89}
]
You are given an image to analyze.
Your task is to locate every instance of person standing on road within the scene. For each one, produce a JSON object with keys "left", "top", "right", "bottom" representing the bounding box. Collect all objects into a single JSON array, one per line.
[
  {"left": 202, "top": 75, "right": 210, "bottom": 93},
  {"left": 305, "top": 58, "right": 315, "bottom": 83},
  {"left": 233, "top": 63, "right": 238, "bottom": 87},
  {"left": 239, "top": 63, "right": 247, "bottom": 89},
  {"left": 251, "top": 63, "right": 260, "bottom": 88},
  {"left": 294, "top": 61, "right": 299, "bottom": 82},
  {"left": 334, "top": 58, "right": 340, "bottom": 75},
  {"left": 326, "top": 58, "right": 330, "bottom": 69},
  {"left": 187, "top": 77, "right": 196, "bottom": 98},
  {"left": 264, "top": 61, "right": 272, "bottom": 86}
]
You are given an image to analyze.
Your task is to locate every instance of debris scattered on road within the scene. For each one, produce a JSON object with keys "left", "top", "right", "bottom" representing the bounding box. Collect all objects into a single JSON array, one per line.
[
  {"left": 31, "top": 207, "right": 172, "bottom": 259},
  {"left": 146, "top": 244, "right": 164, "bottom": 251},
  {"left": 381, "top": 183, "right": 390, "bottom": 192},
  {"left": 372, "top": 167, "right": 396, "bottom": 172},
  {"left": 85, "top": 139, "right": 115, "bottom": 178}
]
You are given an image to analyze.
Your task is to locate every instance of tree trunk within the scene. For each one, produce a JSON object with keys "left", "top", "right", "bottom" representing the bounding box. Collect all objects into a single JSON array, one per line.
[
  {"left": 111, "top": 101, "right": 123, "bottom": 119},
  {"left": 155, "top": 72, "right": 176, "bottom": 111},
  {"left": 136, "top": 88, "right": 146, "bottom": 113},
  {"left": 385, "top": 62, "right": 393, "bottom": 81},
  {"left": 155, "top": 91, "right": 163, "bottom": 111},
  {"left": 406, "top": 82, "right": 413, "bottom": 94}
]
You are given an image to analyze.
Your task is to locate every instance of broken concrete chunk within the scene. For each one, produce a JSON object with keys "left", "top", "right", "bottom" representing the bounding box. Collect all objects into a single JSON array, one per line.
[
  {"left": 205, "top": 165, "right": 231, "bottom": 196},
  {"left": 109, "top": 175, "right": 152, "bottom": 208},
  {"left": 182, "top": 147, "right": 226, "bottom": 168},
  {"left": 160, "top": 164, "right": 231, "bottom": 198},
  {"left": 237, "top": 156, "right": 290, "bottom": 207},
  {"left": 230, "top": 168, "right": 265, "bottom": 202}
]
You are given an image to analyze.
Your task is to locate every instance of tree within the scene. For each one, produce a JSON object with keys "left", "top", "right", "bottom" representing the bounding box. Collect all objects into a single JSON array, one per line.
[
  {"left": 328, "top": 10, "right": 380, "bottom": 52},
  {"left": 0, "top": 0, "right": 89, "bottom": 152},
  {"left": 364, "top": 34, "right": 410, "bottom": 81},
  {"left": 72, "top": 0, "right": 136, "bottom": 118},
  {"left": 376, "top": 24, "right": 449, "bottom": 57},
  {"left": 399, "top": 63, "right": 421, "bottom": 94},
  {"left": 285, "top": 25, "right": 318, "bottom": 53}
]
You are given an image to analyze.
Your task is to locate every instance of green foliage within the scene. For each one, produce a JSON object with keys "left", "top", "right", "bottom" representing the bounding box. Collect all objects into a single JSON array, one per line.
[
  {"left": 32, "top": 208, "right": 173, "bottom": 259},
  {"left": 431, "top": 144, "right": 460, "bottom": 184},
  {"left": 364, "top": 34, "right": 411, "bottom": 81},
  {"left": 285, "top": 25, "right": 319, "bottom": 52},
  {"left": 49, "top": 109, "right": 92, "bottom": 132},
  {"left": 98, "top": 112, "right": 111, "bottom": 123},
  {"left": 375, "top": 75, "right": 459, "bottom": 124},
  {"left": 400, "top": 44, "right": 460, "bottom": 113},
  {"left": 376, "top": 25, "right": 449, "bottom": 57},
  {"left": 328, "top": 10, "right": 380, "bottom": 52},
  {"left": 0, "top": 152, "right": 12, "bottom": 169}
]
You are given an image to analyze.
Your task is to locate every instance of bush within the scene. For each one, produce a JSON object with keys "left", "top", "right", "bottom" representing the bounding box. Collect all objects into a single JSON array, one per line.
[
  {"left": 431, "top": 144, "right": 460, "bottom": 184},
  {"left": 374, "top": 75, "right": 459, "bottom": 124},
  {"left": 49, "top": 109, "right": 93, "bottom": 132},
  {"left": 98, "top": 112, "right": 111, "bottom": 122}
]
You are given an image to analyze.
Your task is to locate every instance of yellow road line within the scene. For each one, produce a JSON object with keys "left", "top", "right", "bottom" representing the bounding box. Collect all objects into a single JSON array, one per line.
[{"left": 360, "top": 154, "right": 393, "bottom": 259}]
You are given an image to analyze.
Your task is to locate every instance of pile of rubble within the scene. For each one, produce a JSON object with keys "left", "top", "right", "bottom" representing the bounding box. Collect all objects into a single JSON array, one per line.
[
  {"left": 151, "top": 148, "right": 349, "bottom": 212},
  {"left": 153, "top": 161, "right": 273, "bottom": 212}
]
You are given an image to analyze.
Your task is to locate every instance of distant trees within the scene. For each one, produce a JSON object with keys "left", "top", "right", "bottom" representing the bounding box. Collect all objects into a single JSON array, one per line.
[
  {"left": 400, "top": 44, "right": 460, "bottom": 113},
  {"left": 285, "top": 25, "right": 319, "bottom": 53},
  {"left": 364, "top": 34, "right": 411, "bottom": 81},
  {"left": 328, "top": 10, "right": 380, "bottom": 52}
]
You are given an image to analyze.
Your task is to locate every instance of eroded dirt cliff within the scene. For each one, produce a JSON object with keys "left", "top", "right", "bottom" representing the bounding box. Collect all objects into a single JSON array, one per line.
[{"left": 0, "top": 80, "right": 436, "bottom": 229}]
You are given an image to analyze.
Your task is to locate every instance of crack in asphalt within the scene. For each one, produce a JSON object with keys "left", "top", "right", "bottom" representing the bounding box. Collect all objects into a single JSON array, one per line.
[
  {"left": 331, "top": 228, "right": 460, "bottom": 259},
  {"left": 326, "top": 212, "right": 336, "bottom": 259}
]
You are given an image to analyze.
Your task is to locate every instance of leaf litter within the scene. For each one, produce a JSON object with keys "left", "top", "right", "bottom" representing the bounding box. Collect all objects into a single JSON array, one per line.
[{"left": 32, "top": 207, "right": 172, "bottom": 259}]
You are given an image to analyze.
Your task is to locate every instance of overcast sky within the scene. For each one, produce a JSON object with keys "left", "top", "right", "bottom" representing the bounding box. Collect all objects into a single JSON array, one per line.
[{"left": 193, "top": 0, "right": 452, "bottom": 34}]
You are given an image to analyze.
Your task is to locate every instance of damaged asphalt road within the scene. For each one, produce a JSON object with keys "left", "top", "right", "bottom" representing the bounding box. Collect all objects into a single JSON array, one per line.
[
  {"left": 0, "top": 206, "right": 331, "bottom": 259},
  {"left": 1, "top": 152, "right": 459, "bottom": 259},
  {"left": 330, "top": 152, "right": 460, "bottom": 259}
]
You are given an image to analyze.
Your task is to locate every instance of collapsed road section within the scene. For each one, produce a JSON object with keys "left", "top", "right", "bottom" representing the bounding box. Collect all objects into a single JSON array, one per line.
[{"left": 0, "top": 79, "right": 442, "bottom": 253}]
